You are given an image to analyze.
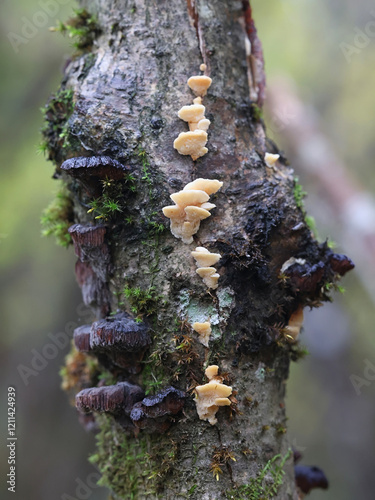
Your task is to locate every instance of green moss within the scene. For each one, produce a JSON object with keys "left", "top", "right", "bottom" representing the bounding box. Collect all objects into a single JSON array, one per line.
[
  {"left": 40, "top": 88, "right": 75, "bottom": 163},
  {"left": 225, "top": 450, "right": 292, "bottom": 500},
  {"left": 293, "top": 177, "right": 307, "bottom": 209},
  {"left": 40, "top": 183, "right": 74, "bottom": 247},
  {"left": 87, "top": 176, "right": 136, "bottom": 221},
  {"left": 51, "top": 8, "right": 101, "bottom": 52},
  {"left": 290, "top": 344, "right": 310, "bottom": 362},
  {"left": 251, "top": 103, "right": 264, "bottom": 121},
  {"left": 90, "top": 415, "right": 178, "bottom": 499},
  {"left": 122, "top": 285, "right": 164, "bottom": 318}
]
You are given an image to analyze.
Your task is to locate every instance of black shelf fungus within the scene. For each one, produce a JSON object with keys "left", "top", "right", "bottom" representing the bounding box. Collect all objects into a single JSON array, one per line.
[
  {"left": 61, "top": 155, "right": 129, "bottom": 196},
  {"left": 89, "top": 312, "right": 151, "bottom": 374},
  {"left": 76, "top": 381, "right": 145, "bottom": 416},
  {"left": 130, "top": 386, "right": 186, "bottom": 433},
  {"left": 295, "top": 465, "right": 329, "bottom": 495}
]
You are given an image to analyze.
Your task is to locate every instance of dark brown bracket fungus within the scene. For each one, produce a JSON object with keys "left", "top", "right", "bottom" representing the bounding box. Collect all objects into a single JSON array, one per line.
[
  {"left": 69, "top": 224, "right": 107, "bottom": 261},
  {"left": 61, "top": 155, "right": 129, "bottom": 196},
  {"left": 130, "top": 387, "right": 186, "bottom": 433},
  {"left": 74, "top": 260, "right": 111, "bottom": 318},
  {"left": 73, "top": 324, "right": 92, "bottom": 353},
  {"left": 90, "top": 313, "right": 151, "bottom": 374},
  {"left": 294, "top": 465, "right": 329, "bottom": 495},
  {"left": 69, "top": 224, "right": 110, "bottom": 282},
  {"left": 76, "top": 382, "right": 145, "bottom": 418},
  {"left": 328, "top": 253, "right": 355, "bottom": 276}
]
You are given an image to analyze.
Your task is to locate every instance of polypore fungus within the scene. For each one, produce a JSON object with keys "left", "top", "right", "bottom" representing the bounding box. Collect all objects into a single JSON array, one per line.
[
  {"left": 174, "top": 130, "right": 208, "bottom": 161},
  {"left": 187, "top": 75, "right": 212, "bottom": 97},
  {"left": 76, "top": 381, "right": 144, "bottom": 416},
  {"left": 295, "top": 465, "right": 329, "bottom": 495},
  {"left": 61, "top": 156, "right": 128, "bottom": 196},
  {"left": 130, "top": 386, "right": 186, "bottom": 433},
  {"left": 192, "top": 246, "right": 221, "bottom": 289},
  {"left": 89, "top": 312, "right": 151, "bottom": 373},
  {"left": 192, "top": 321, "right": 212, "bottom": 347},
  {"left": 264, "top": 152, "right": 280, "bottom": 169},
  {"left": 284, "top": 307, "right": 304, "bottom": 343},
  {"left": 162, "top": 179, "right": 223, "bottom": 244},
  {"left": 195, "top": 365, "right": 232, "bottom": 425}
]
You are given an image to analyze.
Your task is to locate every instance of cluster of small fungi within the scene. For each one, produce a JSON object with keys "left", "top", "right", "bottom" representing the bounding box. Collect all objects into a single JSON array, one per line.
[
  {"left": 174, "top": 64, "right": 212, "bottom": 160},
  {"left": 164, "top": 70, "right": 233, "bottom": 425}
]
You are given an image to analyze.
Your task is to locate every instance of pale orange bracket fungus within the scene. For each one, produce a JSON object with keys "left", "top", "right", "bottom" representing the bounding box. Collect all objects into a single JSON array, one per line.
[
  {"left": 195, "top": 365, "right": 232, "bottom": 425},
  {"left": 264, "top": 152, "right": 280, "bottom": 169},
  {"left": 174, "top": 130, "right": 208, "bottom": 161},
  {"left": 187, "top": 75, "right": 212, "bottom": 97},
  {"left": 192, "top": 321, "right": 212, "bottom": 347},
  {"left": 284, "top": 306, "right": 304, "bottom": 343},
  {"left": 192, "top": 246, "right": 221, "bottom": 289},
  {"left": 173, "top": 71, "right": 212, "bottom": 160},
  {"left": 162, "top": 179, "right": 223, "bottom": 244}
]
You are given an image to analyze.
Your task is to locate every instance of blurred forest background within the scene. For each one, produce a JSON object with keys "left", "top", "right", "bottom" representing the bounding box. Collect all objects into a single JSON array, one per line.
[{"left": 0, "top": 0, "right": 374, "bottom": 499}]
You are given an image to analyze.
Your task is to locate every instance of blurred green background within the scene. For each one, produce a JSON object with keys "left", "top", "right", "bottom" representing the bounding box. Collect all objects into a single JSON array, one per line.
[{"left": 0, "top": 0, "right": 374, "bottom": 498}]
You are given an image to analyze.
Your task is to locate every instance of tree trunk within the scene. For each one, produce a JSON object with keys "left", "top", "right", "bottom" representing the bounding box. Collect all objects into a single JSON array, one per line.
[{"left": 45, "top": 1, "right": 353, "bottom": 499}]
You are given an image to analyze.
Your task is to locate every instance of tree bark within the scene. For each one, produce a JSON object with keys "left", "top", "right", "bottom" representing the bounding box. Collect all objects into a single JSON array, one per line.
[{"left": 47, "top": 1, "right": 353, "bottom": 499}]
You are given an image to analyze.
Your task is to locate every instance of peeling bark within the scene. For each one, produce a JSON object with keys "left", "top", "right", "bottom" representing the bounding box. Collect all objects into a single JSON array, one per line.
[{"left": 47, "top": 1, "right": 353, "bottom": 499}]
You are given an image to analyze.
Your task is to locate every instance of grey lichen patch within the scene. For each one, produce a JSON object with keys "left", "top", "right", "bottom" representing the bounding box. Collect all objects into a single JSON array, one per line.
[{"left": 255, "top": 363, "right": 266, "bottom": 383}]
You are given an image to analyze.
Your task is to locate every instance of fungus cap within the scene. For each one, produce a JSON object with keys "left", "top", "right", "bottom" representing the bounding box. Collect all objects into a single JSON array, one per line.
[
  {"left": 285, "top": 307, "right": 304, "bottom": 343},
  {"left": 184, "top": 206, "right": 211, "bottom": 221},
  {"left": 192, "top": 321, "right": 212, "bottom": 347},
  {"left": 178, "top": 104, "right": 205, "bottom": 123},
  {"left": 184, "top": 178, "right": 223, "bottom": 195},
  {"left": 265, "top": 152, "right": 280, "bottom": 168},
  {"left": 162, "top": 205, "right": 184, "bottom": 220},
  {"left": 187, "top": 75, "right": 212, "bottom": 96},
  {"left": 196, "top": 267, "right": 217, "bottom": 278},
  {"left": 170, "top": 189, "right": 209, "bottom": 208},
  {"left": 192, "top": 247, "right": 221, "bottom": 267},
  {"left": 205, "top": 364, "right": 219, "bottom": 380},
  {"left": 173, "top": 130, "right": 208, "bottom": 160}
]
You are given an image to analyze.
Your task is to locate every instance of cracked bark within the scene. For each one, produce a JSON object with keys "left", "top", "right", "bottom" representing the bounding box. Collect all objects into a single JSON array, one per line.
[{"left": 49, "top": 1, "right": 353, "bottom": 499}]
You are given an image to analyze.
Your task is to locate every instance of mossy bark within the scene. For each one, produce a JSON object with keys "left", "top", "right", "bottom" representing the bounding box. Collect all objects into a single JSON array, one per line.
[{"left": 46, "top": 1, "right": 348, "bottom": 499}]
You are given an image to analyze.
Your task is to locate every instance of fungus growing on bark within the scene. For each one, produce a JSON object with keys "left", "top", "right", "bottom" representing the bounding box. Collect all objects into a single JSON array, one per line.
[
  {"left": 196, "top": 267, "right": 220, "bottom": 290},
  {"left": 328, "top": 253, "right": 355, "bottom": 276},
  {"left": 76, "top": 382, "right": 145, "bottom": 417},
  {"left": 195, "top": 365, "right": 232, "bottom": 425},
  {"left": 192, "top": 321, "right": 212, "bottom": 347},
  {"left": 174, "top": 130, "right": 208, "bottom": 161},
  {"left": 89, "top": 312, "right": 151, "bottom": 373},
  {"left": 294, "top": 465, "right": 329, "bottom": 495},
  {"left": 61, "top": 156, "right": 128, "bottom": 196},
  {"left": 68, "top": 224, "right": 108, "bottom": 264},
  {"left": 284, "top": 307, "right": 304, "bottom": 343},
  {"left": 264, "top": 152, "right": 280, "bottom": 169},
  {"left": 187, "top": 75, "right": 212, "bottom": 96},
  {"left": 191, "top": 246, "right": 221, "bottom": 267},
  {"left": 73, "top": 324, "right": 92, "bottom": 353},
  {"left": 177, "top": 103, "right": 211, "bottom": 133},
  {"left": 192, "top": 246, "right": 221, "bottom": 289},
  {"left": 162, "top": 179, "right": 223, "bottom": 244},
  {"left": 130, "top": 386, "right": 186, "bottom": 433},
  {"left": 200, "top": 63, "right": 207, "bottom": 71}
]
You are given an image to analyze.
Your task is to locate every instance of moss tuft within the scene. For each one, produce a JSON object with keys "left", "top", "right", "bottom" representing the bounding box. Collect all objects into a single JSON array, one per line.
[
  {"left": 90, "top": 415, "right": 179, "bottom": 499},
  {"left": 40, "top": 88, "right": 75, "bottom": 163},
  {"left": 51, "top": 8, "right": 101, "bottom": 52},
  {"left": 41, "top": 183, "right": 74, "bottom": 247},
  {"left": 225, "top": 449, "right": 292, "bottom": 499}
]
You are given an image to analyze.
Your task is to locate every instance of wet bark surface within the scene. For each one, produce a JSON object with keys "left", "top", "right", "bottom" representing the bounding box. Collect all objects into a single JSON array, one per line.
[{"left": 48, "top": 1, "right": 353, "bottom": 498}]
